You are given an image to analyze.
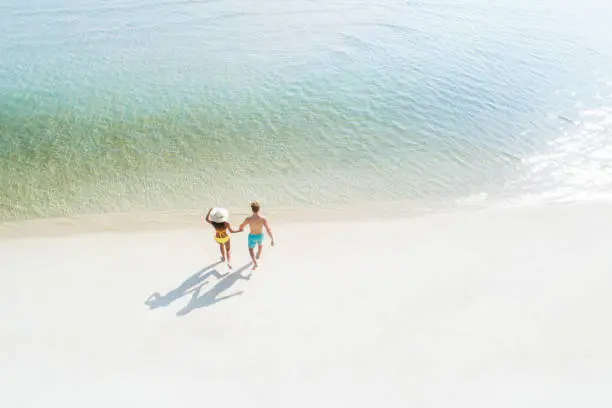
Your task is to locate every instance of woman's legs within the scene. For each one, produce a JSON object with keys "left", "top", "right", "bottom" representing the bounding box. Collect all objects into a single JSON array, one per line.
[
  {"left": 224, "top": 239, "right": 232, "bottom": 268},
  {"left": 218, "top": 242, "right": 227, "bottom": 262}
]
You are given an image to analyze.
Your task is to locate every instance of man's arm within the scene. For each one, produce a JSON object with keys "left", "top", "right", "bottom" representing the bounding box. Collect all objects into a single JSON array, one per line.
[
  {"left": 263, "top": 218, "right": 275, "bottom": 246},
  {"left": 238, "top": 217, "right": 249, "bottom": 232}
]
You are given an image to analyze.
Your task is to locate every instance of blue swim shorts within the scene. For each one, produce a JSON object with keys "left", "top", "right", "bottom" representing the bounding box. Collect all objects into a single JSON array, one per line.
[{"left": 248, "top": 233, "right": 264, "bottom": 248}]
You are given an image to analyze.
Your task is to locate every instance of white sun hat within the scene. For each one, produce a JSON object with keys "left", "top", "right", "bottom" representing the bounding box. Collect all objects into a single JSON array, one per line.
[{"left": 210, "top": 207, "right": 229, "bottom": 223}]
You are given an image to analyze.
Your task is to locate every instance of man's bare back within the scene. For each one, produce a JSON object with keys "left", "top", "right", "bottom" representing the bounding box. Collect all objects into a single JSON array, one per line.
[{"left": 242, "top": 214, "right": 266, "bottom": 235}]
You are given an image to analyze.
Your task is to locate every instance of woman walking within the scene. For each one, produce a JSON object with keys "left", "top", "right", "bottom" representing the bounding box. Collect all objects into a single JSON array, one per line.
[{"left": 203, "top": 207, "right": 240, "bottom": 269}]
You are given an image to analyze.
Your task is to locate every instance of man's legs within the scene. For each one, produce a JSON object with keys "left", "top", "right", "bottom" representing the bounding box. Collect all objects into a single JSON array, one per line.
[
  {"left": 248, "top": 234, "right": 259, "bottom": 269},
  {"left": 248, "top": 247, "right": 258, "bottom": 268},
  {"left": 256, "top": 244, "right": 263, "bottom": 260}
]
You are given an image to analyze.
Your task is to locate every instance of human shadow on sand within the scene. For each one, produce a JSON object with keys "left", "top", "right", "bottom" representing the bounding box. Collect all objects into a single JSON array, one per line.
[
  {"left": 176, "top": 263, "right": 253, "bottom": 317},
  {"left": 145, "top": 261, "right": 225, "bottom": 310}
]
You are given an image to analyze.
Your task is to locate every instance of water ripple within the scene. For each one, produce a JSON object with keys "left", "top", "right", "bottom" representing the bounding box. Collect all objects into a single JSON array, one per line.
[{"left": 1, "top": 0, "right": 612, "bottom": 221}]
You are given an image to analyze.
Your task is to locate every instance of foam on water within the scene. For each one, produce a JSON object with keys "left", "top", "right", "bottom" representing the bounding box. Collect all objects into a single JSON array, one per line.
[
  {"left": 512, "top": 103, "right": 612, "bottom": 205},
  {"left": 454, "top": 77, "right": 612, "bottom": 210}
]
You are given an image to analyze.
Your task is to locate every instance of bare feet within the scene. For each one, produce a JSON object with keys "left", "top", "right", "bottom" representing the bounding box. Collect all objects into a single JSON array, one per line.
[
  {"left": 251, "top": 262, "right": 259, "bottom": 270},
  {"left": 227, "top": 262, "right": 233, "bottom": 270}
]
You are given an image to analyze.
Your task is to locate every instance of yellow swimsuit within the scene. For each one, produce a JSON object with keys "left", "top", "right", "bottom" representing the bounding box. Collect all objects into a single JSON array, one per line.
[{"left": 214, "top": 227, "right": 229, "bottom": 244}]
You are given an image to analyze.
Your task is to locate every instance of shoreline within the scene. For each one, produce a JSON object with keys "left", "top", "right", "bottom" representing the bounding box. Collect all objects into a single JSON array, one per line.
[
  {"left": 1, "top": 198, "right": 609, "bottom": 241},
  {"left": 0, "top": 198, "right": 455, "bottom": 240}
]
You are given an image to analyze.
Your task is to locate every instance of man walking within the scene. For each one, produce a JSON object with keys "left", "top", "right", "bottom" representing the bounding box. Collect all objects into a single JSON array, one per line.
[{"left": 239, "top": 201, "right": 275, "bottom": 269}]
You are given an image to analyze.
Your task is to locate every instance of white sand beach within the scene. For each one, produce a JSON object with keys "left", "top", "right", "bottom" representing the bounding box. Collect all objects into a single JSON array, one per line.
[{"left": 1, "top": 202, "right": 612, "bottom": 407}]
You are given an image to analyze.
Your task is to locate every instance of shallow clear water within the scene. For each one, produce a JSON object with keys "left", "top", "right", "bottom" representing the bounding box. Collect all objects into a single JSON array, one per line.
[{"left": 1, "top": 0, "right": 611, "bottom": 221}]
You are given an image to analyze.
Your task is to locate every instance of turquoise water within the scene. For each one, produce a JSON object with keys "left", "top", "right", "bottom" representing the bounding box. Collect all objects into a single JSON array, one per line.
[{"left": 1, "top": 0, "right": 612, "bottom": 221}]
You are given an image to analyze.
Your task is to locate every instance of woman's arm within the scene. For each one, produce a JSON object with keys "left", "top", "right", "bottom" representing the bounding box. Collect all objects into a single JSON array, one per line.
[
  {"left": 228, "top": 223, "right": 241, "bottom": 233},
  {"left": 202, "top": 208, "right": 213, "bottom": 225}
]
